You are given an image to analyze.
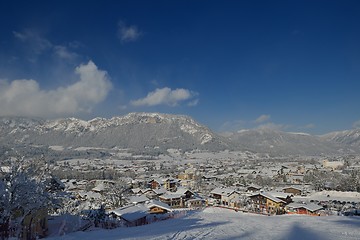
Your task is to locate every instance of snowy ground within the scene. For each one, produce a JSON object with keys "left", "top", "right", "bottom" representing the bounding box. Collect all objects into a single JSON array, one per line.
[
  {"left": 294, "top": 190, "right": 360, "bottom": 203},
  {"left": 48, "top": 207, "right": 360, "bottom": 240}
]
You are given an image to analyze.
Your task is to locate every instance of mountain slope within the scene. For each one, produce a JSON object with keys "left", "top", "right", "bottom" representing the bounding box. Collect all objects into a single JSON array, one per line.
[
  {"left": 0, "top": 113, "right": 358, "bottom": 156},
  {"left": 227, "top": 128, "right": 351, "bottom": 156},
  {"left": 321, "top": 129, "right": 360, "bottom": 148},
  {"left": 0, "top": 113, "right": 234, "bottom": 153}
]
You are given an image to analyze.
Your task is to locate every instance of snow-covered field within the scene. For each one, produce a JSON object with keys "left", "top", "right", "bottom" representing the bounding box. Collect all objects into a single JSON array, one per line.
[
  {"left": 48, "top": 207, "right": 360, "bottom": 240},
  {"left": 294, "top": 190, "right": 360, "bottom": 203}
]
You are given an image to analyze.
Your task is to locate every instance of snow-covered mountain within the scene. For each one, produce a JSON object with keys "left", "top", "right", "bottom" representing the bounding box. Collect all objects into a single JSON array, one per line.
[
  {"left": 321, "top": 129, "right": 360, "bottom": 148},
  {"left": 0, "top": 113, "right": 233, "bottom": 153},
  {"left": 226, "top": 128, "right": 353, "bottom": 156},
  {"left": 0, "top": 113, "right": 358, "bottom": 156}
]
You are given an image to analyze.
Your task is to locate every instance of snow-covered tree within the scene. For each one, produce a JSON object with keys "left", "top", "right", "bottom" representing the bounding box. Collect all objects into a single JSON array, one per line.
[
  {"left": 103, "top": 180, "right": 127, "bottom": 209},
  {"left": 0, "top": 157, "right": 59, "bottom": 238}
]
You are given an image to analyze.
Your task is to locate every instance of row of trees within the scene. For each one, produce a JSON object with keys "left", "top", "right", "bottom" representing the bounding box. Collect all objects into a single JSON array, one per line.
[{"left": 304, "top": 169, "right": 360, "bottom": 192}]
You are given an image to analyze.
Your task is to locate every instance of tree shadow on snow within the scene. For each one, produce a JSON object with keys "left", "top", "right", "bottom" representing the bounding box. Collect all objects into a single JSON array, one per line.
[
  {"left": 115, "top": 216, "right": 231, "bottom": 239},
  {"left": 281, "top": 223, "right": 328, "bottom": 240},
  {"left": 220, "top": 231, "right": 254, "bottom": 240},
  {"left": 149, "top": 217, "right": 257, "bottom": 240},
  {"left": 334, "top": 216, "right": 360, "bottom": 228}
]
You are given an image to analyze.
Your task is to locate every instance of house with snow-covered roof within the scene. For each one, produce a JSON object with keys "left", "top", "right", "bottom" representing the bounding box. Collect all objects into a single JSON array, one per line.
[
  {"left": 283, "top": 186, "right": 303, "bottom": 195},
  {"left": 268, "top": 191, "right": 293, "bottom": 204},
  {"left": 248, "top": 192, "right": 286, "bottom": 215},
  {"left": 153, "top": 187, "right": 167, "bottom": 196},
  {"left": 109, "top": 205, "right": 148, "bottom": 227},
  {"left": 146, "top": 200, "right": 173, "bottom": 214},
  {"left": 148, "top": 178, "right": 178, "bottom": 192},
  {"left": 210, "top": 187, "right": 240, "bottom": 206},
  {"left": 141, "top": 188, "right": 156, "bottom": 196},
  {"left": 185, "top": 196, "right": 206, "bottom": 208},
  {"left": 159, "top": 193, "right": 186, "bottom": 208},
  {"left": 246, "top": 184, "right": 262, "bottom": 192},
  {"left": 163, "top": 178, "right": 178, "bottom": 192},
  {"left": 286, "top": 203, "right": 323, "bottom": 215},
  {"left": 148, "top": 178, "right": 163, "bottom": 189},
  {"left": 175, "top": 188, "right": 194, "bottom": 200}
]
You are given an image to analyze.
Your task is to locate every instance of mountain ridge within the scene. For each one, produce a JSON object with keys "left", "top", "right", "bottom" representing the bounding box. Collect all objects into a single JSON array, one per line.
[
  {"left": 0, "top": 113, "right": 359, "bottom": 156},
  {"left": 0, "top": 113, "right": 235, "bottom": 153},
  {"left": 321, "top": 128, "right": 360, "bottom": 148}
]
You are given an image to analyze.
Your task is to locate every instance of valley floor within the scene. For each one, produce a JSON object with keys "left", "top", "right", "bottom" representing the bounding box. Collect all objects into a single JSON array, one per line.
[{"left": 48, "top": 207, "right": 360, "bottom": 240}]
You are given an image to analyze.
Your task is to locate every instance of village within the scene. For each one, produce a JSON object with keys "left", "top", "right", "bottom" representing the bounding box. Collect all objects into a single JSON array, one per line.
[
  {"left": 2, "top": 150, "right": 360, "bottom": 239},
  {"left": 47, "top": 151, "right": 360, "bottom": 234}
]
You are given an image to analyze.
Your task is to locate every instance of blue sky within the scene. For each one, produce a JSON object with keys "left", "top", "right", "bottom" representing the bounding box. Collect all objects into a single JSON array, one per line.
[{"left": 0, "top": 0, "right": 359, "bottom": 134}]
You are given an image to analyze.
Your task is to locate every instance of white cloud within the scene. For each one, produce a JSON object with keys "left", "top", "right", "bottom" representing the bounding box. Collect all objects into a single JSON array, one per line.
[
  {"left": 13, "top": 31, "right": 28, "bottom": 41},
  {"left": 256, "top": 122, "right": 290, "bottom": 131},
  {"left": 219, "top": 120, "right": 247, "bottom": 132},
  {"left": 150, "top": 79, "right": 159, "bottom": 86},
  {"left": 353, "top": 120, "right": 360, "bottom": 129},
  {"left": 187, "top": 99, "right": 199, "bottom": 107},
  {"left": 13, "top": 29, "right": 79, "bottom": 62},
  {"left": 118, "top": 21, "right": 142, "bottom": 43},
  {"left": 54, "top": 45, "right": 78, "bottom": 60},
  {"left": 0, "top": 61, "right": 112, "bottom": 118},
  {"left": 13, "top": 30, "right": 52, "bottom": 54},
  {"left": 131, "top": 87, "right": 197, "bottom": 107},
  {"left": 255, "top": 114, "right": 271, "bottom": 123}
]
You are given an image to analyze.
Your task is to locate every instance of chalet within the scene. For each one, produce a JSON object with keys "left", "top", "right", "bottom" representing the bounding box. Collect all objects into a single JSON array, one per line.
[
  {"left": 186, "top": 198, "right": 206, "bottom": 208},
  {"left": 283, "top": 186, "right": 303, "bottom": 196},
  {"left": 228, "top": 195, "right": 244, "bottom": 209},
  {"left": 248, "top": 192, "right": 286, "bottom": 215},
  {"left": 159, "top": 193, "right": 185, "bottom": 208},
  {"left": 246, "top": 184, "right": 262, "bottom": 192},
  {"left": 148, "top": 178, "right": 178, "bottom": 192},
  {"left": 211, "top": 187, "right": 233, "bottom": 200},
  {"left": 146, "top": 200, "right": 173, "bottom": 214},
  {"left": 175, "top": 188, "right": 194, "bottom": 200},
  {"left": 110, "top": 205, "right": 148, "bottom": 227},
  {"left": 142, "top": 188, "right": 158, "bottom": 199},
  {"left": 163, "top": 178, "right": 178, "bottom": 192},
  {"left": 210, "top": 188, "right": 240, "bottom": 206},
  {"left": 148, "top": 179, "right": 163, "bottom": 189},
  {"left": 286, "top": 203, "right": 323, "bottom": 216},
  {"left": 268, "top": 192, "right": 293, "bottom": 204}
]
